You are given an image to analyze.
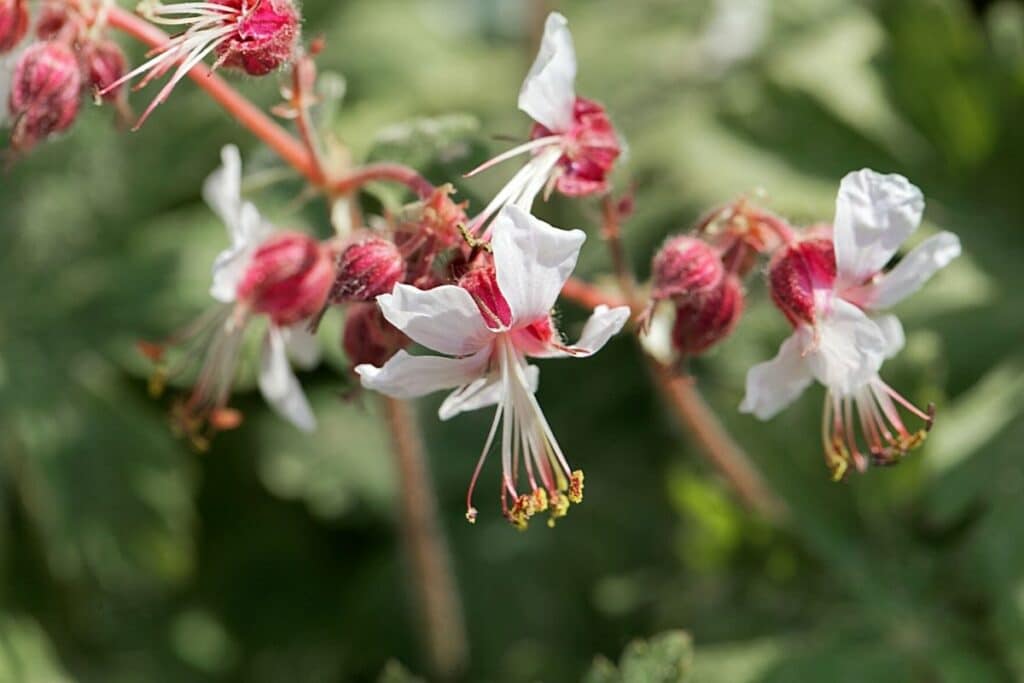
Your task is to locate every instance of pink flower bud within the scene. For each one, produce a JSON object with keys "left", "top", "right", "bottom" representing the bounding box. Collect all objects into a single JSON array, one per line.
[
  {"left": 84, "top": 40, "right": 127, "bottom": 101},
  {"left": 214, "top": 0, "right": 300, "bottom": 76},
  {"left": 671, "top": 275, "right": 744, "bottom": 356},
  {"left": 0, "top": 0, "right": 28, "bottom": 53},
  {"left": 651, "top": 235, "right": 724, "bottom": 302},
  {"left": 34, "top": 2, "right": 73, "bottom": 41},
  {"left": 767, "top": 238, "right": 836, "bottom": 328},
  {"left": 696, "top": 199, "right": 794, "bottom": 278},
  {"left": 330, "top": 237, "right": 405, "bottom": 304},
  {"left": 8, "top": 41, "right": 82, "bottom": 153},
  {"left": 459, "top": 265, "right": 512, "bottom": 329},
  {"left": 236, "top": 232, "right": 334, "bottom": 326},
  {"left": 343, "top": 302, "right": 408, "bottom": 369},
  {"left": 531, "top": 97, "right": 621, "bottom": 197}
]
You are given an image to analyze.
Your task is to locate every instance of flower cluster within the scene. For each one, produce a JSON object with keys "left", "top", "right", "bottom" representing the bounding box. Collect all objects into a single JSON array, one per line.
[{"left": 1, "top": 0, "right": 131, "bottom": 153}]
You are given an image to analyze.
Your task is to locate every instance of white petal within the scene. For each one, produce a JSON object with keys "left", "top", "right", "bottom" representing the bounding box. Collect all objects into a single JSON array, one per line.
[
  {"left": 858, "top": 231, "right": 961, "bottom": 309},
  {"left": 492, "top": 205, "right": 586, "bottom": 324},
  {"left": 377, "top": 284, "right": 493, "bottom": 356},
  {"left": 203, "top": 145, "right": 243, "bottom": 231},
  {"left": 438, "top": 365, "right": 540, "bottom": 421},
  {"left": 282, "top": 324, "right": 321, "bottom": 369},
  {"left": 356, "top": 346, "right": 493, "bottom": 400},
  {"left": 833, "top": 169, "right": 924, "bottom": 287},
  {"left": 739, "top": 333, "right": 814, "bottom": 420},
  {"left": 874, "top": 314, "right": 905, "bottom": 360},
  {"left": 802, "top": 299, "right": 887, "bottom": 396},
  {"left": 517, "top": 11, "right": 577, "bottom": 132},
  {"left": 638, "top": 304, "right": 674, "bottom": 365},
  {"left": 259, "top": 328, "right": 317, "bottom": 432},
  {"left": 529, "top": 305, "right": 631, "bottom": 358}
]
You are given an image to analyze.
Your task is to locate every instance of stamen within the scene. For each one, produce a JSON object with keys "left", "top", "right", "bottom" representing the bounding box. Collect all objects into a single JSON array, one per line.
[{"left": 462, "top": 135, "right": 561, "bottom": 178}]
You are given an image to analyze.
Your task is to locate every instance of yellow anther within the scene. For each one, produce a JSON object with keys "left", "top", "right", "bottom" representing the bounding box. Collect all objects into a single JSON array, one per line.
[
  {"left": 550, "top": 492, "right": 569, "bottom": 520},
  {"left": 465, "top": 507, "right": 478, "bottom": 524},
  {"left": 532, "top": 487, "right": 549, "bottom": 512},
  {"left": 568, "top": 470, "right": 584, "bottom": 504}
]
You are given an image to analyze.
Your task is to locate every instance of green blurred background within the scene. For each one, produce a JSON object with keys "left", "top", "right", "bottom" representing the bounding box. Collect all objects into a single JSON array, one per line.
[{"left": 2, "top": 0, "right": 1024, "bottom": 680}]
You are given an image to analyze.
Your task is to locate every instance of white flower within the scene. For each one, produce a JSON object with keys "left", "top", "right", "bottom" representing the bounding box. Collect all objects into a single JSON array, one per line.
[
  {"left": 357, "top": 205, "right": 630, "bottom": 528},
  {"left": 151, "top": 146, "right": 321, "bottom": 439},
  {"left": 464, "top": 12, "right": 621, "bottom": 234},
  {"left": 740, "top": 169, "right": 961, "bottom": 477}
]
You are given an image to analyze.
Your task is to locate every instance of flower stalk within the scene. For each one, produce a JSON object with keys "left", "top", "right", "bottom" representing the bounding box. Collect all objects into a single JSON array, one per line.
[{"left": 382, "top": 396, "right": 468, "bottom": 680}]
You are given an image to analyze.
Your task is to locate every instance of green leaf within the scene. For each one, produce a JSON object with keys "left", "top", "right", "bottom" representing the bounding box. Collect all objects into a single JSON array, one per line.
[
  {"left": 0, "top": 615, "right": 75, "bottom": 683},
  {"left": 584, "top": 631, "right": 694, "bottom": 683}
]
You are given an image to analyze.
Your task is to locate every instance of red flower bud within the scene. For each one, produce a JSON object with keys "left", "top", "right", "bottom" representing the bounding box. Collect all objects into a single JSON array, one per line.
[
  {"left": 343, "top": 302, "right": 408, "bottom": 369},
  {"left": 214, "top": 0, "right": 299, "bottom": 76},
  {"left": 531, "top": 97, "right": 621, "bottom": 197},
  {"left": 696, "top": 199, "right": 794, "bottom": 278},
  {"left": 84, "top": 40, "right": 127, "bottom": 101},
  {"left": 330, "top": 237, "right": 405, "bottom": 304},
  {"left": 0, "top": 0, "right": 28, "bottom": 53},
  {"left": 459, "top": 265, "right": 512, "bottom": 329},
  {"left": 651, "top": 235, "right": 724, "bottom": 302},
  {"left": 767, "top": 238, "right": 836, "bottom": 328},
  {"left": 236, "top": 232, "right": 334, "bottom": 326},
  {"left": 34, "top": 2, "right": 73, "bottom": 41},
  {"left": 8, "top": 41, "right": 82, "bottom": 153},
  {"left": 671, "top": 275, "right": 744, "bottom": 356}
]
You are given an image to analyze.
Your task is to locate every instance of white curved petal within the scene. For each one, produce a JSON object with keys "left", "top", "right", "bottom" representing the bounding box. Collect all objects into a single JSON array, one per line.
[
  {"left": 802, "top": 299, "right": 887, "bottom": 396},
  {"left": 203, "top": 145, "right": 243, "bottom": 231},
  {"left": 282, "top": 324, "right": 321, "bottom": 370},
  {"left": 259, "top": 327, "right": 316, "bottom": 433},
  {"left": 356, "top": 346, "right": 492, "bottom": 400},
  {"left": 859, "top": 231, "right": 961, "bottom": 309},
  {"left": 833, "top": 169, "right": 924, "bottom": 287},
  {"left": 492, "top": 205, "right": 586, "bottom": 324},
  {"left": 739, "top": 333, "right": 814, "bottom": 420},
  {"left": 518, "top": 12, "right": 577, "bottom": 132},
  {"left": 529, "top": 305, "right": 631, "bottom": 358},
  {"left": 377, "top": 283, "right": 493, "bottom": 356},
  {"left": 438, "top": 365, "right": 540, "bottom": 421},
  {"left": 874, "top": 314, "right": 905, "bottom": 360}
]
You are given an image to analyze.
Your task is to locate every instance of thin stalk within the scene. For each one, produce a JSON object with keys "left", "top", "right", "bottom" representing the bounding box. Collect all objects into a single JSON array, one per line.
[{"left": 382, "top": 397, "right": 468, "bottom": 681}]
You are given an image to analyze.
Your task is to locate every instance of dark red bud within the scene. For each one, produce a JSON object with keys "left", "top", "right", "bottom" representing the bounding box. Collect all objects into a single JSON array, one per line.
[
  {"left": 671, "top": 275, "right": 744, "bottom": 356},
  {"left": 84, "top": 40, "right": 127, "bottom": 101},
  {"left": 8, "top": 41, "right": 82, "bottom": 153},
  {"left": 0, "top": 0, "right": 29, "bottom": 53},
  {"left": 651, "top": 235, "right": 724, "bottom": 302},
  {"left": 531, "top": 96, "right": 621, "bottom": 197},
  {"left": 767, "top": 238, "right": 836, "bottom": 328},
  {"left": 343, "top": 302, "right": 408, "bottom": 369},
  {"left": 330, "top": 237, "right": 405, "bottom": 304},
  {"left": 236, "top": 232, "right": 334, "bottom": 326}
]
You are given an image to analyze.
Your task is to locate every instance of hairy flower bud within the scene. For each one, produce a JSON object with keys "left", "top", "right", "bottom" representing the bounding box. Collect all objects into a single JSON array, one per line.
[
  {"left": 0, "top": 0, "right": 28, "bottom": 53},
  {"left": 236, "top": 232, "right": 334, "bottom": 326},
  {"left": 651, "top": 235, "right": 724, "bottom": 302},
  {"left": 343, "top": 302, "right": 408, "bottom": 368},
  {"left": 768, "top": 238, "right": 836, "bottom": 328},
  {"left": 330, "top": 236, "right": 405, "bottom": 304},
  {"left": 530, "top": 97, "right": 621, "bottom": 197},
  {"left": 696, "top": 199, "right": 794, "bottom": 278},
  {"left": 671, "top": 274, "right": 744, "bottom": 356},
  {"left": 214, "top": 0, "right": 299, "bottom": 76},
  {"left": 8, "top": 41, "right": 82, "bottom": 152},
  {"left": 84, "top": 40, "right": 127, "bottom": 101}
]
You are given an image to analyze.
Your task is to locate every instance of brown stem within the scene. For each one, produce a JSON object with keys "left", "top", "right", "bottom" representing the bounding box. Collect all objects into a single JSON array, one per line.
[
  {"left": 382, "top": 396, "right": 469, "bottom": 680},
  {"left": 595, "top": 195, "right": 790, "bottom": 523}
]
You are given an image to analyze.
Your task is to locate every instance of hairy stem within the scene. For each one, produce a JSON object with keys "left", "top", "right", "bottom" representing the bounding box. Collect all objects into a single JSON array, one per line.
[
  {"left": 595, "top": 196, "right": 790, "bottom": 523},
  {"left": 382, "top": 397, "right": 469, "bottom": 680}
]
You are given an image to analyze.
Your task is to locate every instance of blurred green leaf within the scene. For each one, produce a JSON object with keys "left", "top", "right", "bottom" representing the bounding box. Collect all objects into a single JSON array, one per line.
[{"left": 584, "top": 631, "right": 694, "bottom": 683}]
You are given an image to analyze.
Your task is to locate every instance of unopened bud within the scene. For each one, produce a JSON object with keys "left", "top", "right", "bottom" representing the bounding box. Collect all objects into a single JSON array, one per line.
[
  {"left": 84, "top": 40, "right": 127, "bottom": 101},
  {"left": 0, "top": 0, "right": 28, "bottom": 53},
  {"left": 696, "top": 199, "right": 794, "bottom": 278},
  {"left": 330, "top": 236, "right": 405, "bottom": 304},
  {"left": 651, "top": 235, "right": 724, "bottom": 302},
  {"left": 343, "top": 302, "right": 408, "bottom": 368},
  {"left": 216, "top": 0, "right": 300, "bottom": 76},
  {"left": 767, "top": 238, "right": 835, "bottom": 328},
  {"left": 236, "top": 232, "right": 334, "bottom": 326},
  {"left": 8, "top": 41, "right": 82, "bottom": 153},
  {"left": 671, "top": 275, "right": 744, "bottom": 356}
]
